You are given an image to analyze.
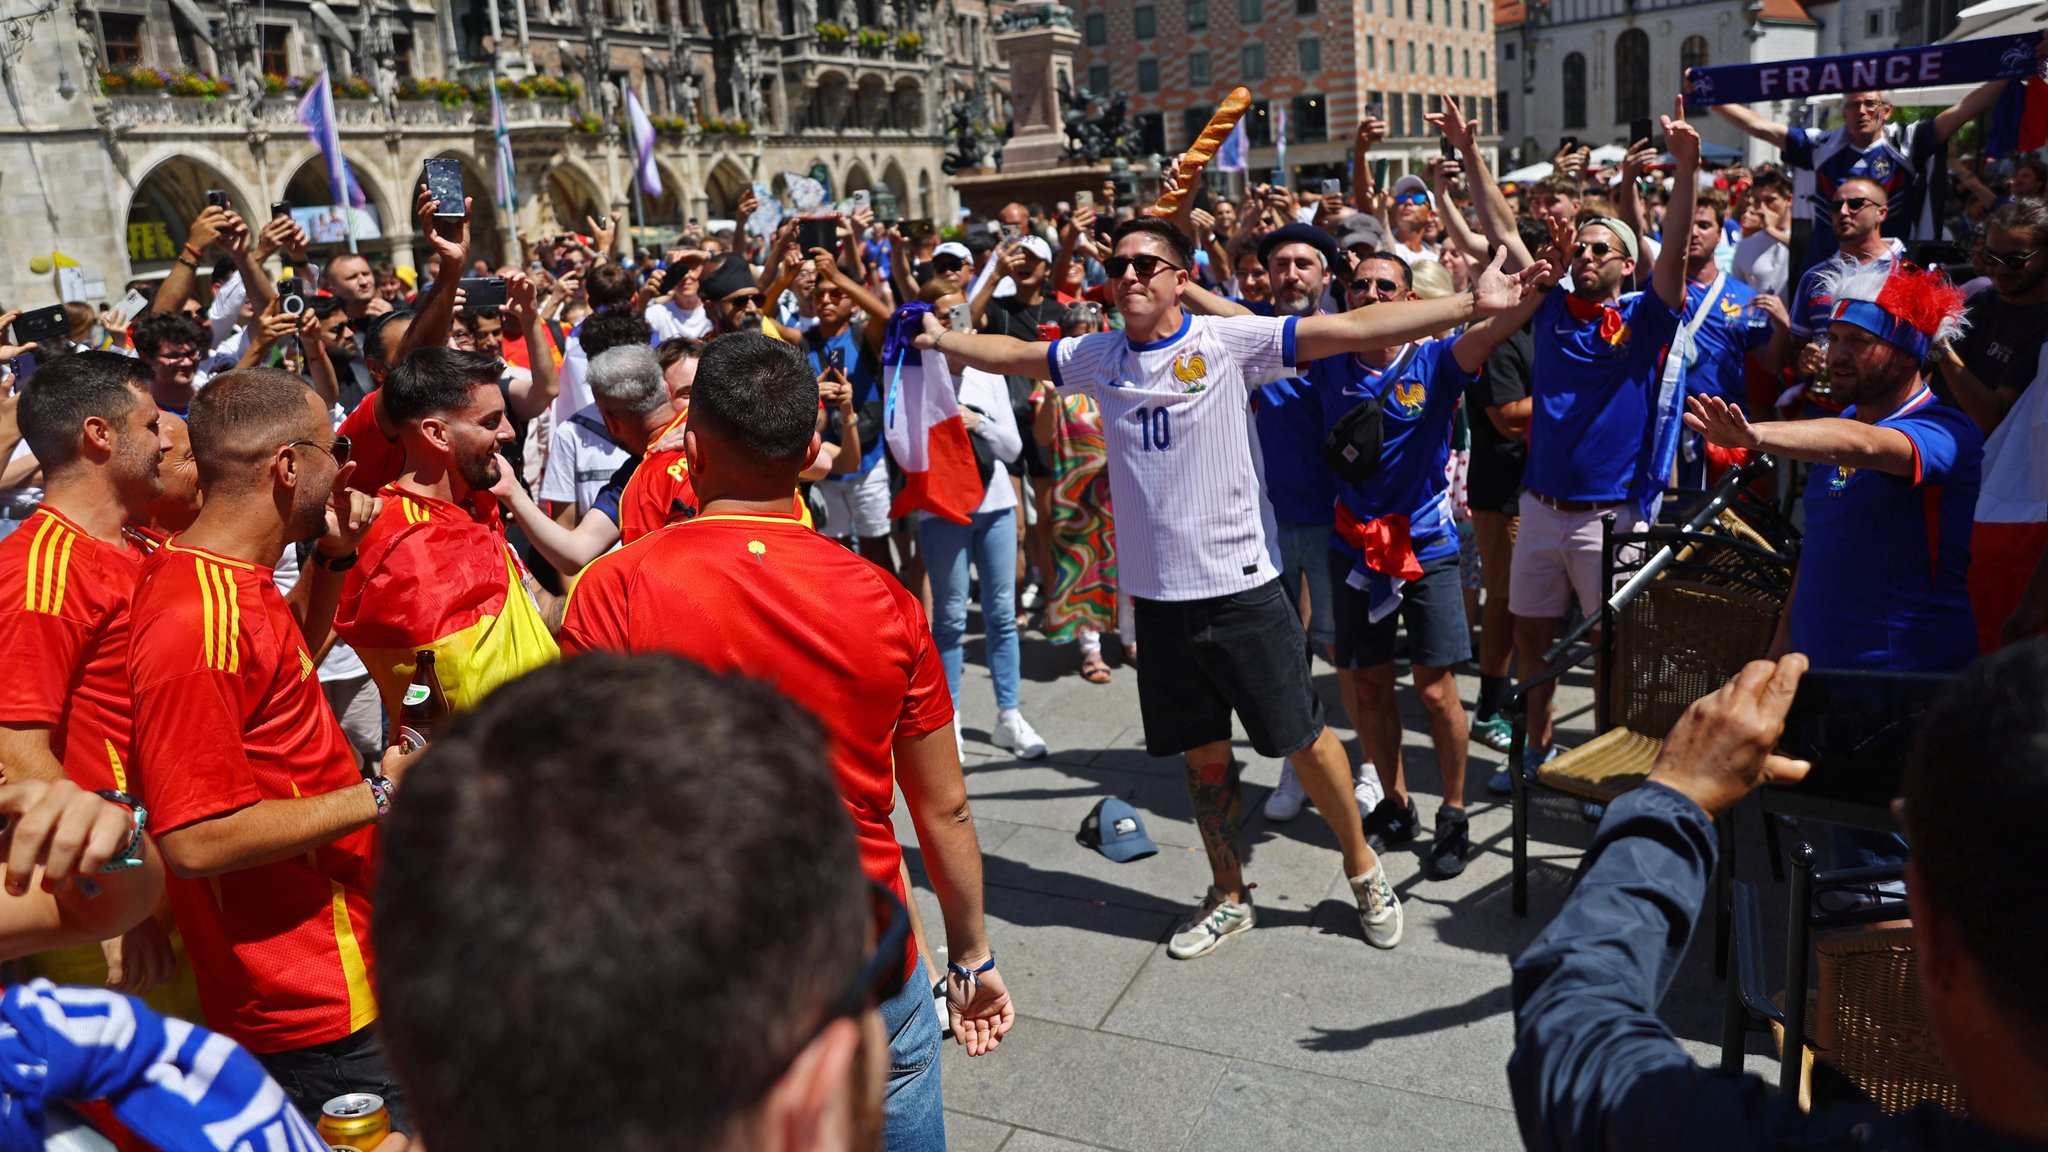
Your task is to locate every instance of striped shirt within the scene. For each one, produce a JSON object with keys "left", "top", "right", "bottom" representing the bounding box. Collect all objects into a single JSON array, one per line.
[{"left": 1049, "top": 312, "right": 1300, "bottom": 600}]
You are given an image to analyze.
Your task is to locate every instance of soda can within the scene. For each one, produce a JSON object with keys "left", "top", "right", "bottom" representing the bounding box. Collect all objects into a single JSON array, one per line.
[{"left": 318, "top": 1093, "right": 390, "bottom": 1150}]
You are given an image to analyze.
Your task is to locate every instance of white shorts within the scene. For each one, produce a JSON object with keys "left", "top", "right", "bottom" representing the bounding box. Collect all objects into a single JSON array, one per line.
[
  {"left": 818, "top": 466, "right": 893, "bottom": 540},
  {"left": 1508, "top": 492, "right": 1642, "bottom": 619}
]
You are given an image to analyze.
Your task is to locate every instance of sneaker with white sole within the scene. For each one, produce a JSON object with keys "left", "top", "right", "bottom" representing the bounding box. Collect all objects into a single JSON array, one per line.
[
  {"left": 1263, "top": 762, "right": 1307, "bottom": 822},
  {"left": 1351, "top": 865, "right": 1404, "bottom": 949},
  {"left": 1167, "top": 886, "right": 1256, "bottom": 959},
  {"left": 1470, "top": 715, "right": 1513, "bottom": 753},
  {"left": 993, "top": 710, "right": 1047, "bottom": 759}
]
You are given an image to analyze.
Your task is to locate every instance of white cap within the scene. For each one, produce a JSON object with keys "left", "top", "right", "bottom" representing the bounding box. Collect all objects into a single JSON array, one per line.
[
  {"left": 934, "top": 241, "right": 972, "bottom": 261},
  {"left": 1012, "top": 235, "right": 1054, "bottom": 263},
  {"left": 1391, "top": 174, "right": 1430, "bottom": 200}
]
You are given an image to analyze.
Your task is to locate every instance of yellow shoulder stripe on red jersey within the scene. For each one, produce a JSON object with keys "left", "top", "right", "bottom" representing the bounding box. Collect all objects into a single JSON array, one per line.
[
  {"left": 400, "top": 497, "right": 435, "bottom": 526},
  {"left": 23, "top": 513, "right": 77, "bottom": 616},
  {"left": 194, "top": 556, "right": 242, "bottom": 673}
]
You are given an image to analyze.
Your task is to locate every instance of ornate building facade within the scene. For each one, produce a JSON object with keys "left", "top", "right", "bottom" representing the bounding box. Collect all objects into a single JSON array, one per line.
[{"left": 0, "top": 0, "right": 1009, "bottom": 306}]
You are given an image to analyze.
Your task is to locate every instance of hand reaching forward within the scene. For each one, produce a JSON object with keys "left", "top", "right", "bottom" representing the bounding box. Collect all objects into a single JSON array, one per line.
[
  {"left": 1684, "top": 394, "right": 1761, "bottom": 450},
  {"left": 1470, "top": 246, "right": 1553, "bottom": 315},
  {"left": 1647, "top": 655, "right": 1812, "bottom": 817}
]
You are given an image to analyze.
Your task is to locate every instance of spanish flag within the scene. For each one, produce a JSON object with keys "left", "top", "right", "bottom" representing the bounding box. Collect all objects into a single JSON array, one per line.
[{"left": 332, "top": 485, "right": 559, "bottom": 723}]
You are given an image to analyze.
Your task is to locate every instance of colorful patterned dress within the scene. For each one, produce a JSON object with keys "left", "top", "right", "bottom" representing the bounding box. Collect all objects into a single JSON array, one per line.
[{"left": 1042, "top": 391, "right": 1118, "bottom": 643}]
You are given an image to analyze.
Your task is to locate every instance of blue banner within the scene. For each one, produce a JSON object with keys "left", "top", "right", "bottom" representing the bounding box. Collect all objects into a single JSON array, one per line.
[{"left": 1685, "top": 33, "right": 2041, "bottom": 106}]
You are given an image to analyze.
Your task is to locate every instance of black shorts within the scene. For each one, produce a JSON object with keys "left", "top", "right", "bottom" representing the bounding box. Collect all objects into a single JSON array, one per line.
[
  {"left": 1329, "top": 551, "right": 1472, "bottom": 670},
  {"left": 1131, "top": 579, "right": 1326, "bottom": 759}
]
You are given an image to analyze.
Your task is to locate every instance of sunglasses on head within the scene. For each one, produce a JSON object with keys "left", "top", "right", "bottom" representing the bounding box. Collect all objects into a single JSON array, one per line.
[
  {"left": 1832, "top": 195, "right": 1876, "bottom": 213},
  {"left": 1349, "top": 276, "right": 1403, "bottom": 295},
  {"left": 1104, "top": 253, "right": 1183, "bottom": 279},
  {"left": 286, "top": 435, "right": 352, "bottom": 466},
  {"left": 1396, "top": 193, "right": 1430, "bottom": 206},
  {"left": 1983, "top": 247, "right": 2042, "bottom": 270},
  {"left": 1572, "top": 241, "right": 1621, "bottom": 258}
]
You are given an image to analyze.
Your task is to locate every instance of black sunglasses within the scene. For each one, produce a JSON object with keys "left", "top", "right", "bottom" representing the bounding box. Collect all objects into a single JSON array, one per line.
[
  {"left": 286, "top": 435, "right": 351, "bottom": 466},
  {"left": 932, "top": 256, "right": 965, "bottom": 273},
  {"left": 1983, "top": 247, "right": 2042, "bottom": 270},
  {"left": 1349, "top": 276, "right": 1404, "bottom": 295},
  {"left": 1104, "top": 253, "right": 1183, "bottom": 279},
  {"left": 1572, "top": 241, "right": 1621, "bottom": 258},
  {"left": 1832, "top": 195, "right": 1876, "bottom": 213}
]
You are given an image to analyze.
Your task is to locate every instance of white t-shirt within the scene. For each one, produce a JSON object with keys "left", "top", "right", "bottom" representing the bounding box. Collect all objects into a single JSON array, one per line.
[
  {"left": 551, "top": 333, "right": 590, "bottom": 426},
  {"left": 538, "top": 404, "right": 632, "bottom": 517},
  {"left": 1732, "top": 231, "right": 1789, "bottom": 300},
  {"left": 0, "top": 440, "right": 41, "bottom": 520},
  {"left": 1050, "top": 312, "right": 1298, "bottom": 601},
  {"left": 645, "top": 299, "right": 712, "bottom": 342}
]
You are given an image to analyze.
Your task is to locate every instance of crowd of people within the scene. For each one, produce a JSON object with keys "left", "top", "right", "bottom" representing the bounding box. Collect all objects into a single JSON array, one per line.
[{"left": 3, "top": 58, "right": 2048, "bottom": 1150}]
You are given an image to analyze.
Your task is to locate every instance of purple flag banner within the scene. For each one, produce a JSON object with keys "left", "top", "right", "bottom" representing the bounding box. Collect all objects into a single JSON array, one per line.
[{"left": 1684, "top": 32, "right": 2042, "bottom": 106}]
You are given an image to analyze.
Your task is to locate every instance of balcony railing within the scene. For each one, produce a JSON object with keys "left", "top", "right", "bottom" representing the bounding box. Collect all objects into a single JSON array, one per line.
[{"left": 101, "top": 92, "right": 577, "bottom": 135}]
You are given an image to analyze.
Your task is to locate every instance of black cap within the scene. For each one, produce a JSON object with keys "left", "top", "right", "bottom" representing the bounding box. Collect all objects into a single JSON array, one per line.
[
  {"left": 1256, "top": 222, "right": 1341, "bottom": 271},
  {"left": 700, "top": 254, "right": 758, "bottom": 302}
]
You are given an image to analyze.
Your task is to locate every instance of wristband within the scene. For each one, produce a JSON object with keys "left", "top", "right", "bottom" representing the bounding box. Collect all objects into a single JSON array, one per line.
[
  {"left": 313, "top": 549, "right": 359, "bottom": 572},
  {"left": 367, "top": 774, "right": 394, "bottom": 819},
  {"left": 946, "top": 952, "right": 996, "bottom": 992},
  {"left": 91, "top": 790, "right": 148, "bottom": 872},
  {"left": 176, "top": 254, "right": 201, "bottom": 271}
]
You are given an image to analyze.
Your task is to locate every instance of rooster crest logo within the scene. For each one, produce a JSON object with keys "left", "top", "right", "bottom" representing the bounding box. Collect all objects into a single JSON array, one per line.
[
  {"left": 1172, "top": 353, "right": 1208, "bottom": 391},
  {"left": 1390, "top": 378, "right": 1427, "bottom": 416}
]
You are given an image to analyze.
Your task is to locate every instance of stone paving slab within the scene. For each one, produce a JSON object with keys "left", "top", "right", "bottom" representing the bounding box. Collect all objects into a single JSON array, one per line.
[{"left": 905, "top": 612, "right": 1786, "bottom": 1150}]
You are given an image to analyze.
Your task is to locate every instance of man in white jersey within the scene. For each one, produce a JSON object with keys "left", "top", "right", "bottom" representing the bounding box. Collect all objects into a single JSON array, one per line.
[{"left": 917, "top": 215, "right": 1548, "bottom": 957}]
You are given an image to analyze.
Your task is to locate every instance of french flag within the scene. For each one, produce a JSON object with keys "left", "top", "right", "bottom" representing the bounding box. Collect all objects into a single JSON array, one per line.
[{"left": 884, "top": 304, "right": 984, "bottom": 525}]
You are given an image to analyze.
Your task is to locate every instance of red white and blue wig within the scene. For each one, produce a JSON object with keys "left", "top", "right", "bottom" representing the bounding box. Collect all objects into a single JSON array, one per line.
[{"left": 1817, "top": 260, "right": 1968, "bottom": 362}]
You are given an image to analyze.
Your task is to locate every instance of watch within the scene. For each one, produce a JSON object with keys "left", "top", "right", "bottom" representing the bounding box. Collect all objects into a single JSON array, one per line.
[
  {"left": 313, "top": 549, "right": 359, "bottom": 572},
  {"left": 91, "top": 790, "right": 148, "bottom": 872}
]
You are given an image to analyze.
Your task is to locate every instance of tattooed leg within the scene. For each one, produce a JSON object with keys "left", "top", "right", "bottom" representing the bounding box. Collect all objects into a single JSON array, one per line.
[{"left": 1183, "top": 740, "right": 1245, "bottom": 898}]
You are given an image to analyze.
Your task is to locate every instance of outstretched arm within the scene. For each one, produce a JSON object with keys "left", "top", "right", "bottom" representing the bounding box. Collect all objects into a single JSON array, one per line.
[
  {"left": 1296, "top": 247, "right": 1550, "bottom": 363},
  {"left": 1934, "top": 74, "right": 2016, "bottom": 142},
  {"left": 1708, "top": 100, "right": 1789, "bottom": 149},
  {"left": 916, "top": 315, "right": 1055, "bottom": 380},
  {"left": 1685, "top": 394, "right": 1917, "bottom": 475}
]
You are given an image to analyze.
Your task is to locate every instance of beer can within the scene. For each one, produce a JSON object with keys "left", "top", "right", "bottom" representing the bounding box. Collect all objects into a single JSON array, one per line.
[{"left": 318, "top": 1093, "right": 390, "bottom": 1151}]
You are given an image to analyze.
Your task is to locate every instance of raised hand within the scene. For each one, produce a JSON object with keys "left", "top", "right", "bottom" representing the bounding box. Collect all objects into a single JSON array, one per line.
[
  {"left": 1355, "top": 116, "right": 1388, "bottom": 151},
  {"left": 1426, "top": 94, "right": 1475, "bottom": 152},
  {"left": 0, "top": 310, "right": 38, "bottom": 362},
  {"left": 587, "top": 212, "right": 621, "bottom": 257},
  {"left": 318, "top": 479, "right": 381, "bottom": 558},
  {"left": 502, "top": 269, "right": 538, "bottom": 328},
  {"left": 1471, "top": 246, "right": 1551, "bottom": 314},
  {"left": 1647, "top": 655, "right": 1812, "bottom": 817},
  {"left": 1662, "top": 94, "right": 1701, "bottom": 169},
  {"left": 1683, "top": 394, "right": 1762, "bottom": 450}
]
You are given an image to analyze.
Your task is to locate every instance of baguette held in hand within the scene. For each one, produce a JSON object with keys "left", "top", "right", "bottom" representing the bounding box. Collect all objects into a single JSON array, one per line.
[{"left": 1150, "top": 86, "right": 1253, "bottom": 216}]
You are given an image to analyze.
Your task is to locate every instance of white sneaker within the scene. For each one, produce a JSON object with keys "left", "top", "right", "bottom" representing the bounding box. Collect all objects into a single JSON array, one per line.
[
  {"left": 1263, "top": 762, "right": 1307, "bottom": 822},
  {"left": 1351, "top": 865, "right": 1404, "bottom": 950},
  {"left": 993, "top": 710, "right": 1047, "bottom": 759},
  {"left": 1353, "top": 762, "right": 1384, "bottom": 819},
  {"left": 1019, "top": 582, "right": 1040, "bottom": 610},
  {"left": 1167, "top": 886, "right": 1256, "bottom": 959}
]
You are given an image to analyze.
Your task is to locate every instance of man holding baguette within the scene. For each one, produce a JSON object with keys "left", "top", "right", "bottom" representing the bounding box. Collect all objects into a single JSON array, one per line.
[{"left": 914, "top": 207, "right": 1549, "bottom": 959}]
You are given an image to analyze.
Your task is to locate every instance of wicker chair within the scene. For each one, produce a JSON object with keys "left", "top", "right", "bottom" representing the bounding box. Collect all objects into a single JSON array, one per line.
[{"left": 1507, "top": 524, "right": 1789, "bottom": 922}]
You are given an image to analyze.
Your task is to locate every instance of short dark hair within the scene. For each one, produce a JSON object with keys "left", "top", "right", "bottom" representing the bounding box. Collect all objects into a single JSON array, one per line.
[
  {"left": 1985, "top": 196, "right": 2048, "bottom": 250},
  {"left": 1358, "top": 250, "right": 1415, "bottom": 288},
  {"left": 1750, "top": 170, "right": 1794, "bottom": 199},
  {"left": 384, "top": 347, "right": 502, "bottom": 425},
  {"left": 691, "top": 333, "right": 819, "bottom": 463},
  {"left": 458, "top": 305, "right": 503, "bottom": 328},
  {"left": 1904, "top": 641, "right": 2048, "bottom": 1065},
  {"left": 587, "top": 262, "right": 638, "bottom": 309},
  {"left": 130, "top": 311, "right": 209, "bottom": 361},
  {"left": 655, "top": 335, "right": 705, "bottom": 371},
  {"left": 17, "top": 351, "right": 150, "bottom": 470},
  {"left": 186, "top": 368, "right": 320, "bottom": 489},
  {"left": 1111, "top": 215, "right": 1195, "bottom": 269},
  {"left": 1516, "top": 216, "right": 1551, "bottom": 255},
  {"left": 1531, "top": 174, "right": 1580, "bottom": 201},
  {"left": 362, "top": 307, "right": 416, "bottom": 367},
  {"left": 375, "top": 653, "right": 866, "bottom": 1152},
  {"left": 578, "top": 307, "right": 654, "bottom": 361}
]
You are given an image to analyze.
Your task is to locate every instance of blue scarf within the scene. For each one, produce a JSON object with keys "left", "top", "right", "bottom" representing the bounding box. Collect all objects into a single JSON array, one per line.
[
  {"left": 1685, "top": 33, "right": 2041, "bottom": 107},
  {"left": 0, "top": 979, "right": 324, "bottom": 1151}
]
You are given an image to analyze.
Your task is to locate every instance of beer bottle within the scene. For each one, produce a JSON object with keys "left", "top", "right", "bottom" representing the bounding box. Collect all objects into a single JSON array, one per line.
[{"left": 396, "top": 649, "right": 448, "bottom": 754}]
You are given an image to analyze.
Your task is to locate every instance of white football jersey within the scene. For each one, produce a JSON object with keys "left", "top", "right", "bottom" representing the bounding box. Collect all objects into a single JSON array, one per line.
[{"left": 1050, "top": 312, "right": 1300, "bottom": 600}]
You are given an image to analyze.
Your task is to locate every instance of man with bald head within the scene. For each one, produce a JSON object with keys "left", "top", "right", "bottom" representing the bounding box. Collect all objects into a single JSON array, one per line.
[
  {"left": 1787, "top": 176, "right": 1905, "bottom": 382},
  {"left": 127, "top": 368, "right": 408, "bottom": 1125}
]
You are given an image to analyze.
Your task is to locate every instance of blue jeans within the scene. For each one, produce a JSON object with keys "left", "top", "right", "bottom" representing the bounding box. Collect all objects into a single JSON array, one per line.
[
  {"left": 920, "top": 508, "right": 1020, "bottom": 712},
  {"left": 1274, "top": 519, "right": 1335, "bottom": 649},
  {"left": 881, "top": 957, "right": 946, "bottom": 1152}
]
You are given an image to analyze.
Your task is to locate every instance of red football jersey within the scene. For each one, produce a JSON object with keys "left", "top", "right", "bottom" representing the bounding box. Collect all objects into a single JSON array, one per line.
[
  {"left": 0, "top": 508, "right": 145, "bottom": 791},
  {"left": 337, "top": 390, "right": 406, "bottom": 496},
  {"left": 561, "top": 510, "right": 953, "bottom": 978},
  {"left": 617, "top": 410, "right": 812, "bottom": 542},
  {"left": 129, "top": 541, "right": 379, "bottom": 1054}
]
